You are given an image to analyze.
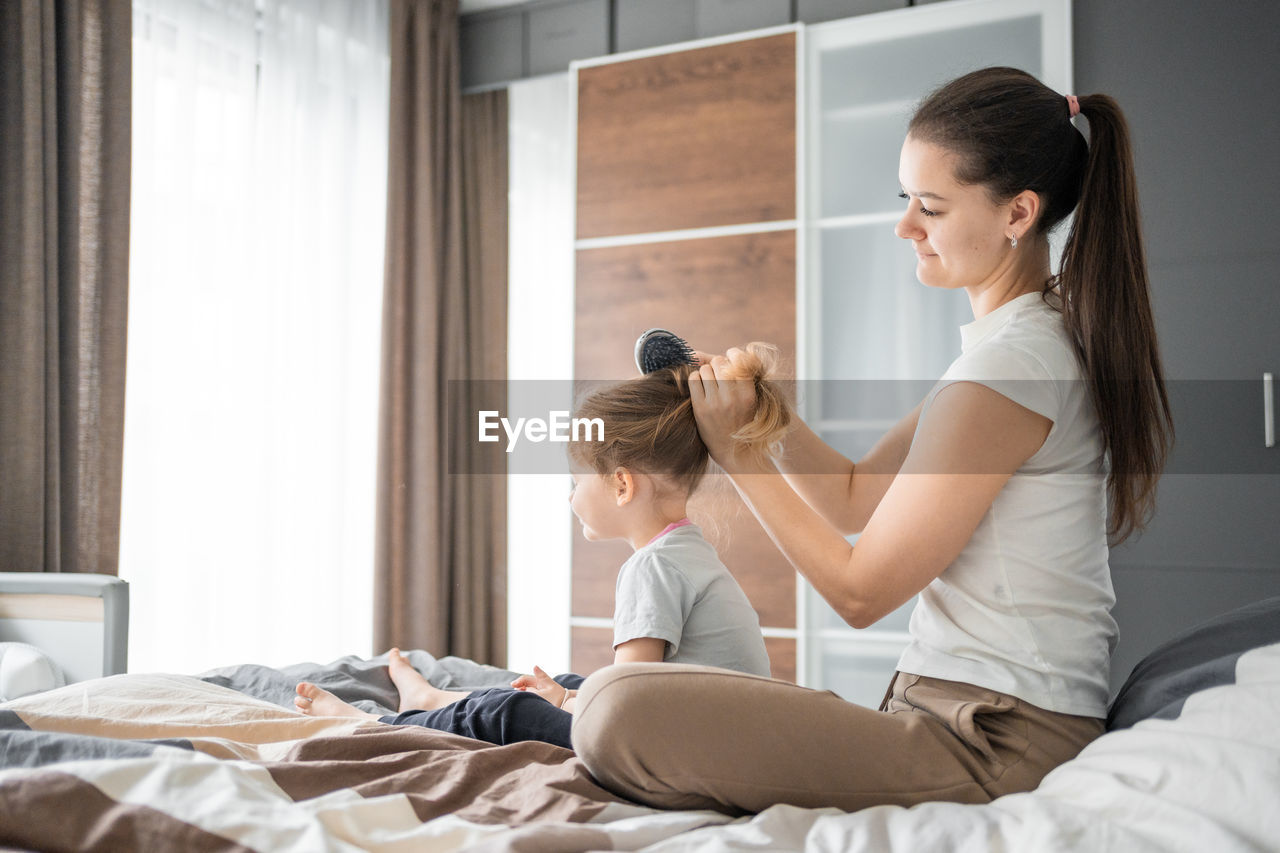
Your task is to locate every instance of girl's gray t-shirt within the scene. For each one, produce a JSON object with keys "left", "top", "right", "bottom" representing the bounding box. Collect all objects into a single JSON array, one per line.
[{"left": 612, "top": 523, "right": 772, "bottom": 677}]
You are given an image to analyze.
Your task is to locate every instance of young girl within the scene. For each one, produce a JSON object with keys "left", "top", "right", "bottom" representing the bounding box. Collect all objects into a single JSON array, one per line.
[{"left": 295, "top": 346, "right": 791, "bottom": 749}]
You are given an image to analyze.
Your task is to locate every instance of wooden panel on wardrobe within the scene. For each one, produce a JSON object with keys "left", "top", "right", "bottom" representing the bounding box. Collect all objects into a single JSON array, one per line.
[
  {"left": 571, "top": 487, "right": 796, "bottom": 628},
  {"left": 765, "top": 637, "right": 796, "bottom": 683},
  {"left": 572, "top": 230, "right": 796, "bottom": 628},
  {"left": 571, "top": 626, "right": 617, "bottom": 676},
  {"left": 573, "top": 31, "right": 798, "bottom": 678},
  {"left": 576, "top": 32, "right": 796, "bottom": 239},
  {"left": 573, "top": 230, "right": 796, "bottom": 379},
  {"left": 571, "top": 537, "right": 630, "bottom": 617}
]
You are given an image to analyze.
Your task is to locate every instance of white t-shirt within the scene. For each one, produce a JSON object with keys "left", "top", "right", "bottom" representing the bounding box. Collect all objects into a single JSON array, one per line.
[
  {"left": 896, "top": 291, "right": 1117, "bottom": 718},
  {"left": 613, "top": 522, "right": 772, "bottom": 678}
]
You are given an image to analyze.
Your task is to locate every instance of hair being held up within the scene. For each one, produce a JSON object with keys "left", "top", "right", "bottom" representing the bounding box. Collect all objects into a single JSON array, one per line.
[
  {"left": 570, "top": 342, "right": 792, "bottom": 496},
  {"left": 909, "top": 66, "right": 1174, "bottom": 544}
]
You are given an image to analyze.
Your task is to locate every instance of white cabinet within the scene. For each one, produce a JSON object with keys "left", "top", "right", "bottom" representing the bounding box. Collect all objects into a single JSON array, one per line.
[{"left": 797, "top": 0, "right": 1072, "bottom": 704}]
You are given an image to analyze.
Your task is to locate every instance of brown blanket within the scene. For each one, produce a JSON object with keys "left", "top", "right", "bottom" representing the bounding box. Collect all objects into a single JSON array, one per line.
[{"left": 0, "top": 673, "right": 632, "bottom": 851}]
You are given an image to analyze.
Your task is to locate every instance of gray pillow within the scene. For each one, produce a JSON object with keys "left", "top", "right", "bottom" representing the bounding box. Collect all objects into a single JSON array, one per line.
[{"left": 1106, "top": 596, "right": 1280, "bottom": 731}]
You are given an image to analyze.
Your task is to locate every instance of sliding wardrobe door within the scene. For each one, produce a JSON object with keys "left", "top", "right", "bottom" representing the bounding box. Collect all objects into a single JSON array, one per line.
[
  {"left": 802, "top": 0, "right": 1072, "bottom": 706},
  {"left": 571, "top": 30, "right": 799, "bottom": 679}
]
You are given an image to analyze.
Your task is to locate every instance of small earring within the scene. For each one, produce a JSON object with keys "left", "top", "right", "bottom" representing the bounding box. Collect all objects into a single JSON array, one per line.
[{"left": 1010, "top": 236, "right": 1018, "bottom": 249}]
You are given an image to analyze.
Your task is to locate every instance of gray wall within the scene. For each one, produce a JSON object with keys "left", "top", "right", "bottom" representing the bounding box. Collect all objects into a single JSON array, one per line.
[
  {"left": 461, "top": 0, "right": 909, "bottom": 90},
  {"left": 1073, "top": 0, "right": 1280, "bottom": 690}
]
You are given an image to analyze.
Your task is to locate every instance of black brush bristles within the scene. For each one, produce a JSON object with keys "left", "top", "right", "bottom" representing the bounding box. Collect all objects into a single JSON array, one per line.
[{"left": 634, "top": 328, "right": 698, "bottom": 374}]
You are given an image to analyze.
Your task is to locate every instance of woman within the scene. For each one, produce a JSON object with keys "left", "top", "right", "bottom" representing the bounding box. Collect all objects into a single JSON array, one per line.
[{"left": 570, "top": 67, "right": 1174, "bottom": 815}]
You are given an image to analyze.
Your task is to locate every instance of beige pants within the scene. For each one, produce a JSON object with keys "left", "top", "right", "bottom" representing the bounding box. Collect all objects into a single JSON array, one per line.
[{"left": 572, "top": 663, "right": 1104, "bottom": 815}]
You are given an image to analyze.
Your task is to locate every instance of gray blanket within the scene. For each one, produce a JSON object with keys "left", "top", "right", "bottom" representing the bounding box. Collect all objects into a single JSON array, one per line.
[{"left": 198, "top": 650, "right": 524, "bottom": 714}]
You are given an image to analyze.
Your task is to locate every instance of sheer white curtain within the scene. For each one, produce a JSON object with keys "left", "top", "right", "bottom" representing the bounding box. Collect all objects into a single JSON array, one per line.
[
  {"left": 123, "top": 0, "right": 389, "bottom": 672},
  {"left": 506, "top": 74, "right": 574, "bottom": 675}
]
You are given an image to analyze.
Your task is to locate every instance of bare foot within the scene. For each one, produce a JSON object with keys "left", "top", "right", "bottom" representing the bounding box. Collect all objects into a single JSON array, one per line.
[
  {"left": 295, "top": 682, "right": 378, "bottom": 719},
  {"left": 386, "top": 647, "right": 471, "bottom": 712}
]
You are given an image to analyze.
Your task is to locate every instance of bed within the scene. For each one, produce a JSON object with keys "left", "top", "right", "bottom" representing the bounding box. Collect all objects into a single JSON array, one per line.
[{"left": 1, "top": 586, "right": 1277, "bottom": 852}]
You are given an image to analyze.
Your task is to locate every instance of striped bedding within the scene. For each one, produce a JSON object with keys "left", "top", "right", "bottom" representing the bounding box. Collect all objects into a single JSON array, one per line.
[
  {"left": 3, "top": 642, "right": 1277, "bottom": 852},
  {"left": 0, "top": 660, "right": 652, "bottom": 851}
]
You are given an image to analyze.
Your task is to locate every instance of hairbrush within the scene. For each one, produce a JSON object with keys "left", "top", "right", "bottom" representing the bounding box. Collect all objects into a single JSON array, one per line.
[{"left": 634, "top": 328, "right": 699, "bottom": 374}]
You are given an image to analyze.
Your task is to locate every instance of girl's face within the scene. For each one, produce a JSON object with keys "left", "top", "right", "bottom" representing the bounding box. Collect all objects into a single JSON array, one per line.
[
  {"left": 568, "top": 466, "right": 621, "bottom": 542},
  {"left": 894, "top": 135, "right": 1013, "bottom": 293}
]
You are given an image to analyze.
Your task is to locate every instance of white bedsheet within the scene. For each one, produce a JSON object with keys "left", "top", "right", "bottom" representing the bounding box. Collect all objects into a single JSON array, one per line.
[{"left": 579, "top": 641, "right": 1280, "bottom": 852}]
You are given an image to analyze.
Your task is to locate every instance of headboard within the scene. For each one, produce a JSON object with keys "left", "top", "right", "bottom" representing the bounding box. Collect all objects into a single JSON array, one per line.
[{"left": 0, "top": 572, "right": 129, "bottom": 683}]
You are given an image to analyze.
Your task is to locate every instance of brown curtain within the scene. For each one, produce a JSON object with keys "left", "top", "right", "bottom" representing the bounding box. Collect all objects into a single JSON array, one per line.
[
  {"left": 375, "top": 0, "right": 509, "bottom": 664},
  {"left": 0, "top": 0, "right": 131, "bottom": 576},
  {"left": 455, "top": 89, "right": 509, "bottom": 664}
]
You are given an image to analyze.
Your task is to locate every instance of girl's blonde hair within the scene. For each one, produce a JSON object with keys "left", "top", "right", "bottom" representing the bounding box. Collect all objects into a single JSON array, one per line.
[{"left": 569, "top": 343, "right": 792, "bottom": 495}]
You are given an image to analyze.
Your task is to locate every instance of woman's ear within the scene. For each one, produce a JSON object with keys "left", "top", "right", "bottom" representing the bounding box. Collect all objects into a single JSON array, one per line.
[
  {"left": 613, "top": 467, "right": 635, "bottom": 506},
  {"left": 1006, "top": 189, "right": 1042, "bottom": 243}
]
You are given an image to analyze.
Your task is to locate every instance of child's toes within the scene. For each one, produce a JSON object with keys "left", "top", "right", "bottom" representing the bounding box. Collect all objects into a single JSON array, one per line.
[{"left": 295, "top": 682, "right": 319, "bottom": 713}]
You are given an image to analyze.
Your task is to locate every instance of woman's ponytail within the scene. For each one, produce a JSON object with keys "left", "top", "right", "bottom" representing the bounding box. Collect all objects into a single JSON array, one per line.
[
  {"left": 1057, "top": 96, "right": 1174, "bottom": 543},
  {"left": 909, "top": 67, "right": 1174, "bottom": 543}
]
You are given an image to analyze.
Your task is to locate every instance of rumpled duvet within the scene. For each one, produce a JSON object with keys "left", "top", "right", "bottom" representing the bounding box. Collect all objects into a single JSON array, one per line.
[
  {"left": 2, "top": 644, "right": 1278, "bottom": 852},
  {"left": 0, "top": 667, "right": 648, "bottom": 851}
]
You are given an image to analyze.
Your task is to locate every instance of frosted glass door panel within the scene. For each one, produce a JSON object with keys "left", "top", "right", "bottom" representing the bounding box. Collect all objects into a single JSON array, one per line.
[
  {"left": 817, "top": 381, "right": 934, "bottom": 426},
  {"left": 816, "top": 634, "right": 910, "bottom": 708},
  {"left": 809, "top": 581, "right": 916, "bottom": 632},
  {"left": 799, "top": 0, "right": 1071, "bottom": 691},
  {"left": 816, "top": 16, "right": 1042, "bottom": 114},
  {"left": 818, "top": 224, "right": 967, "bottom": 385},
  {"left": 813, "top": 12, "right": 1046, "bottom": 221},
  {"left": 818, "top": 427, "right": 886, "bottom": 465},
  {"left": 818, "top": 106, "right": 910, "bottom": 219}
]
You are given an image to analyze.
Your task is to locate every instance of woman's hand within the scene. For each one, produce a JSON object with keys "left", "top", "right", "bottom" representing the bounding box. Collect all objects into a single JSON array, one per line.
[
  {"left": 689, "top": 347, "right": 765, "bottom": 471},
  {"left": 511, "top": 665, "right": 572, "bottom": 708}
]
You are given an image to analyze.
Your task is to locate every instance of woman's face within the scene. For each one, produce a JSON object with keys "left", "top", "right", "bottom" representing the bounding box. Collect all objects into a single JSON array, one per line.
[{"left": 894, "top": 135, "right": 1012, "bottom": 292}]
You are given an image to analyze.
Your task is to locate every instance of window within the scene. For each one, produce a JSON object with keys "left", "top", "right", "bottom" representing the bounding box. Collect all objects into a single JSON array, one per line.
[{"left": 122, "top": 0, "right": 390, "bottom": 672}]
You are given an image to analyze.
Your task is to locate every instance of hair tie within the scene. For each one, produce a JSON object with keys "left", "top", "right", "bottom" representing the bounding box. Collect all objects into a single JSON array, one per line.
[{"left": 1066, "top": 94, "right": 1080, "bottom": 118}]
